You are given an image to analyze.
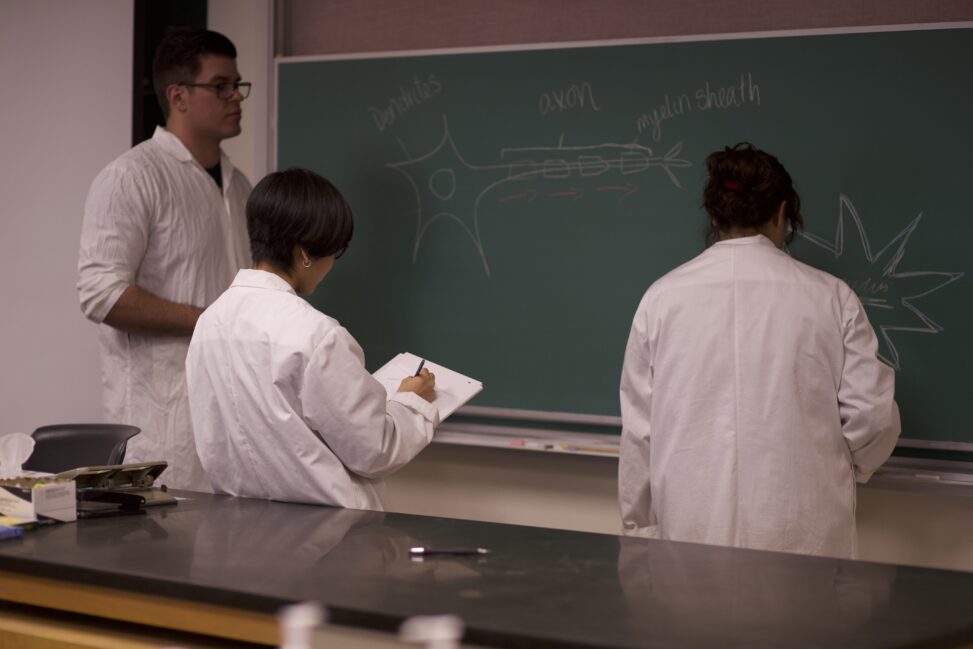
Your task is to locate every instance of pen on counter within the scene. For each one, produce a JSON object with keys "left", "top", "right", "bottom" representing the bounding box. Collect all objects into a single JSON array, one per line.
[
  {"left": 414, "top": 359, "right": 426, "bottom": 377},
  {"left": 409, "top": 546, "right": 491, "bottom": 557}
]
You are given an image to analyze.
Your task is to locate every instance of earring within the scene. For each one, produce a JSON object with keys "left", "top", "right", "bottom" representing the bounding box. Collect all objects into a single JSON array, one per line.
[{"left": 302, "top": 257, "right": 312, "bottom": 268}]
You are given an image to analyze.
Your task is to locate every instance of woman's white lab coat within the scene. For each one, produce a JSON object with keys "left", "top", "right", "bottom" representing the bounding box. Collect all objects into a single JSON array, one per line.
[
  {"left": 186, "top": 270, "right": 439, "bottom": 510},
  {"left": 619, "top": 235, "right": 900, "bottom": 558}
]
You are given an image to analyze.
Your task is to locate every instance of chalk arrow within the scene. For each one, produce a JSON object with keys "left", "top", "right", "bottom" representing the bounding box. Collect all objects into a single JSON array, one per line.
[
  {"left": 500, "top": 188, "right": 538, "bottom": 203},
  {"left": 597, "top": 183, "right": 639, "bottom": 199}
]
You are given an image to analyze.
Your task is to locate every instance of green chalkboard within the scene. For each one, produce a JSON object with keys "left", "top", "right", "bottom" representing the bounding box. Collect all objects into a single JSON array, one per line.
[{"left": 277, "top": 28, "right": 973, "bottom": 449}]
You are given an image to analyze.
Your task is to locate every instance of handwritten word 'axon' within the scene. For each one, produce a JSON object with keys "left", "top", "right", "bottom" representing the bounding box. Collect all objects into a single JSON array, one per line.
[
  {"left": 538, "top": 82, "right": 601, "bottom": 116},
  {"left": 636, "top": 72, "right": 761, "bottom": 141},
  {"left": 368, "top": 75, "right": 443, "bottom": 133}
]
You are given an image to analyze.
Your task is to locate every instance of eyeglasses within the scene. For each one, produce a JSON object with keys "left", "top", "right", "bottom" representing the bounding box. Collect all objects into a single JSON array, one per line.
[{"left": 181, "top": 81, "right": 252, "bottom": 100}]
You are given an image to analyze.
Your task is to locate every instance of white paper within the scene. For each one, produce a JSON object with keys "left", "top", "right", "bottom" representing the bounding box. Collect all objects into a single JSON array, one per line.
[{"left": 373, "top": 352, "right": 482, "bottom": 420}]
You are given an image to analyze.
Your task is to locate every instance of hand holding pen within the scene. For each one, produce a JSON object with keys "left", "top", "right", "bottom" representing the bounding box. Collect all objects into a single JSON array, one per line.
[{"left": 397, "top": 358, "right": 436, "bottom": 402}]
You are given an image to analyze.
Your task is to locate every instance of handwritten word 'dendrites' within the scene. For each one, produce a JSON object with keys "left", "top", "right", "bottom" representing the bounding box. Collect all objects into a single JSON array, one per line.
[
  {"left": 636, "top": 73, "right": 761, "bottom": 141},
  {"left": 368, "top": 75, "right": 443, "bottom": 133},
  {"left": 538, "top": 82, "right": 601, "bottom": 116}
]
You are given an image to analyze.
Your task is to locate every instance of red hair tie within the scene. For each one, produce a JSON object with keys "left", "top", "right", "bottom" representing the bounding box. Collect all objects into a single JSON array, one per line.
[{"left": 723, "top": 180, "right": 744, "bottom": 191}]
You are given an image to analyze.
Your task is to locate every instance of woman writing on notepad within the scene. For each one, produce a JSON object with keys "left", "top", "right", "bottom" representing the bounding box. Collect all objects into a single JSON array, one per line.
[
  {"left": 619, "top": 143, "right": 900, "bottom": 558},
  {"left": 186, "top": 168, "right": 437, "bottom": 510}
]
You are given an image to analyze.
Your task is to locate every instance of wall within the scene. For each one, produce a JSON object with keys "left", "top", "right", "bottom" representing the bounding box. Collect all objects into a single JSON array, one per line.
[
  {"left": 0, "top": 0, "right": 133, "bottom": 435},
  {"left": 208, "top": 0, "right": 273, "bottom": 185},
  {"left": 282, "top": 0, "right": 973, "bottom": 56}
]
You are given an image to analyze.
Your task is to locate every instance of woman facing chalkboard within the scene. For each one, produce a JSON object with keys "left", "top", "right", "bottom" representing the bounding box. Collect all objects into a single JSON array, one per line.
[
  {"left": 618, "top": 143, "right": 901, "bottom": 559},
  {"left": 186, "top": 168, "right": 438, "bottom": 510}
]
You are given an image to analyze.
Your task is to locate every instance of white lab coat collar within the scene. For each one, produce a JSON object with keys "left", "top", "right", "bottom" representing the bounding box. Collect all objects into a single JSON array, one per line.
[
  {"left": 151, "top": 126, "right": 237, "bottom": 189},
  {"left": 231, "top": 268, "right": 297, "bottom": 294},
  {"left": 710, "top": 233, "right": 778, "bottom": 248},
  {"left": 152, "top": 126, "right": 195, "bottom": 163}
]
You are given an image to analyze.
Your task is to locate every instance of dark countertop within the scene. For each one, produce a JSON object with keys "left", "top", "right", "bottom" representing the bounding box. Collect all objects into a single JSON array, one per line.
[{"left": 0, "top": 492, "right": 971, "bottom": 649}]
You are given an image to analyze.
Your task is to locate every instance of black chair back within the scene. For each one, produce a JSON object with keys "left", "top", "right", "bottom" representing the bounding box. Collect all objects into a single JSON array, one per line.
[{"left": 22, "top": 424, "right": 141, "bottom": 474}]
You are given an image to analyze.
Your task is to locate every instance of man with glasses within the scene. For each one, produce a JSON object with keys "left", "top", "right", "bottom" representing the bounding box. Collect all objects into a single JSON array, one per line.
[{"left": 77, "top": 29, "right": 252, "bottom": 491}]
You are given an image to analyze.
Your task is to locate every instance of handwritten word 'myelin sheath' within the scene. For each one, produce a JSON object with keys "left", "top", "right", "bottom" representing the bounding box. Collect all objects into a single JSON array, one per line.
[{"left": 636, "top": 72, "right": 761, "bottom": 141}]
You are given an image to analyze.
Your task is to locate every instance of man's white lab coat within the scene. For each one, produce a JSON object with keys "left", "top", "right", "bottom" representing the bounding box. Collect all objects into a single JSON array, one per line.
[
  {"left": 619, "top": 235, "right": 900, "bottom": 558},
  {"left": 77, "top": 127, "right": 251, "bottom": 491},
  {"left": 185, "top": 270, "right": 439, "bottom": 510}
]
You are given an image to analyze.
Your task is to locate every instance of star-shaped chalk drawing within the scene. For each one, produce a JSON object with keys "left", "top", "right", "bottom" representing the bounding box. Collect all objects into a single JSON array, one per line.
[
  {"left": 387, "top": 115, "right": 690, "bottom": 275},
  {"left": 797, "top": 194, "right": 964, "bottom": 370}
]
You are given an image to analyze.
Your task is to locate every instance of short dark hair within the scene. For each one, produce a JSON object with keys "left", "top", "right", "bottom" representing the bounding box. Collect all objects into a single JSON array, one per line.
[
  {"left": 152, "top": 28, "right": 237, "bottom": 119},
  {"left": 247, "top": 168, "right": 354, "bottom": 272},
  {"left": 703, "top": 142, "right": 803, "bottom": 245}
]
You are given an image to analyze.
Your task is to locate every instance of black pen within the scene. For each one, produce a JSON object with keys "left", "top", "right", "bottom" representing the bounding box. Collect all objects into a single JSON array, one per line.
[
  {"left": 409, "top": 546, "right": 491, "bottom": 556},
  {"left": 413, "top": 359, "right": 426, "bottom": 377}
]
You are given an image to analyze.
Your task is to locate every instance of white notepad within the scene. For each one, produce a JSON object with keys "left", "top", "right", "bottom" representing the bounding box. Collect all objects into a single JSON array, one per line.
[{"left": 373, "top": 352, "right": 482, "bottom": 421}]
